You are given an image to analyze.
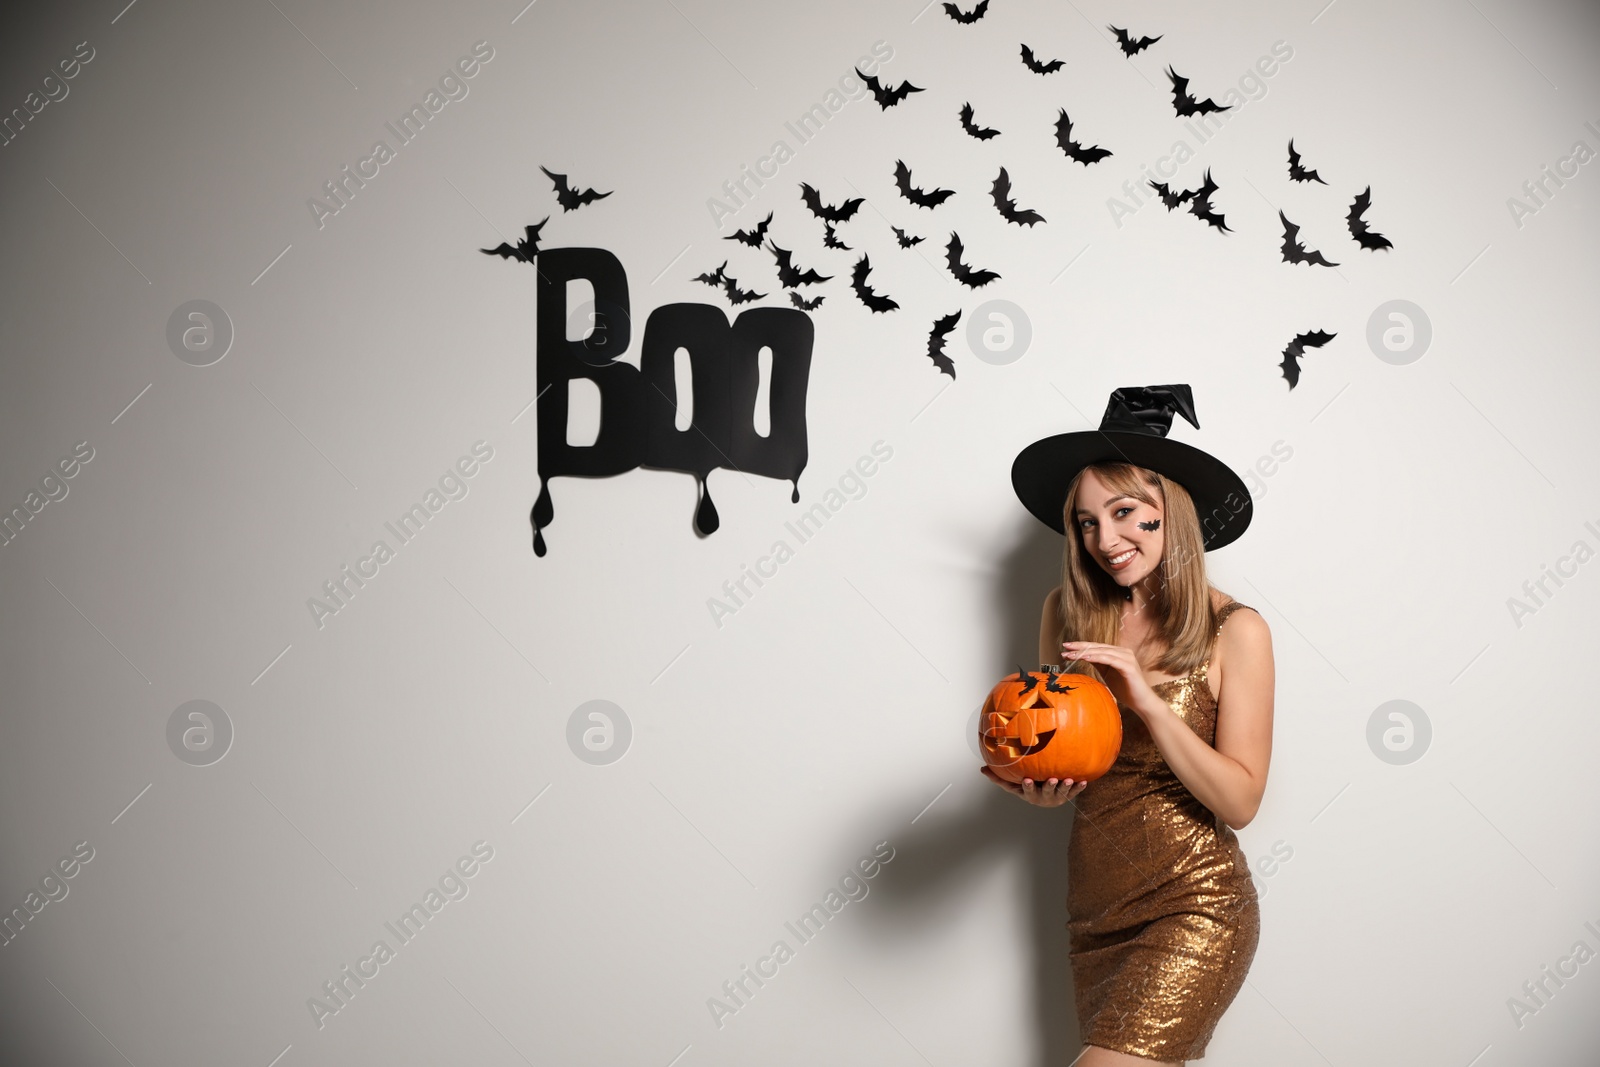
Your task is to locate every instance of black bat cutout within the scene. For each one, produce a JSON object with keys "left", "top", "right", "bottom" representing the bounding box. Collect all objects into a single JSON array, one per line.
[
  {"left": 946, "top": 232, "right": 1000, "bottom": 288},
  {"left": 725, "top": 211, "right": 773, "bottom": 246},
  {"left": 539, "top": 165, "right": 612, "bottom": 211},
  {"left": 1044, "top": 673, "right": 1076, "bottom": 693},
  {"left": 767, "top": 240, "right": 831, "bottom": 287},
  {"left": 821, "top": 221, "right": 852, "bottom": 250},
  {"left": 1147, "top": 180, "right": 1193, "bottom": 210},
  {"left": 1055, "top": 110, "right": 1112, "bottom": 165},
  {"left": 1165, "top": 66, "right": 1231, "bottom": 118},
  {"left": 856, "top": 67, "right": 924, "bottom": 109},
  {"left": 721, "top": 271, "right": 765, "bottom": 305},
  {"left": 800, "top": 182, "right": 864, "bottom": 222},
  {"left": 991, "top": 167, "right": 1045, "bottom": 226},
  {"left": 1021, "top": 44, "right": 1065, "bottom": 74},
  {"left": 1287, "top": 140, "right": 1326, "bottom": 185},
  {"left": 926, "top": 311, "right": 961, "bottom": 379},
  {"left": 1015, "top": 665, "right": 1042, "bottom": 693},
  {"left": 850, "top": 254, "right": 899, "bottom": 313},
  {"left": 1279, "top": 210, "right": 1339, "bottom": 267},
  {"left": 1187, "top": 169, "right": 1230, "bottom": 232},
  {"left": 1280, "top": 330, "right": 1337, "bottom": 389},
  {"left": 790, "top": 291, "right": 825, "bottom": 310},
  {"left": 1347, "top": 187, "right": 1393, "bottom": 251},
  {"left": 692, "top": 261, "right": 728, "bottom": 287},
  {"left": 944, "top": 0, "right": 988, "bottom": 23},
  {"left": 891, "top": 225, "right": 924, "bottom": 248},
  {"left": 1109, "top": 25, "right": 1161, "bottom": 56},
  {"left": 1137, "top": 519, "right": 1161, "bottom": 531},
  {"left": 894, "top": 160, "right": 956, "bottom": 209},
  {"left": 481, "top": 217, "right": 548, "bottom": 263},
  {"left": 959, "top": 102, "right": 1001, "bottom": 140}
]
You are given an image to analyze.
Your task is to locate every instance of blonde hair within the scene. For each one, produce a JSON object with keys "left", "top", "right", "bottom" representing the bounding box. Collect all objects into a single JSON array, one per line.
[{"left": 1053, "top": 461, "right": 1224, "bottom": 682}]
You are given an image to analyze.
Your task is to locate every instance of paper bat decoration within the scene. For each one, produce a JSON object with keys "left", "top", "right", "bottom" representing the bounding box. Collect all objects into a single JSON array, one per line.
[
  {"left": 1287, "top": 140, "right": 1326, "bottom": 185},
  {"left": 1054, "top": 109, "right": 1112, "bottom": 165},
  {"left": 790, "top": 291, "right": 825, "bottom": 310},
  {"left": 1015, "top": 665, "right": 1042, "bottom": 693},
  {"left": 1109, "top": 25, "right": 1161, "bottom": 55},
  {"left": 926, "top": 311, "right": 961, "bottom": 379},
  {"left": 539, "top": 165, "right": 611, "bottom": 211},
  {"left": 480, "top": 217, "right": 548, "bottom": 263},
  {"left": 692, "top": 261, "right": 728, "bottom": 287},
  {"left": 821, "top": 221, "right": 852, "bottom": 250},
  {"left": 891, "top": 225, "right": 924, "bottom": 248},
  {"left": 894, "top": 160, "right": 956, "bottom": 209},
  {"left": 850, "top": 254, "right": 899, "bottom": 313},
  {"left": 1044, "top": 672, "right": 1076, "bottom": 694},
  {"left": 1187, "top": 169, "right": 1229, "bottom": 232},
  {"left": 692, "top": 261, "right": 766, "bottom": 304},
  {"left": 1021, "top": 44, "right": 1065, "bottom": 74},
  {"left": 1165, "top": 66, "right": 1231, "bottom": 117},
  {"left": 725, "top": 211, "right": 773, "bottom": 246},
  {"left": 959, "top": 102, "right": 1000, "bottom": 140},
  {"left": 800, "top": 182, "right": 864, "bottom": 222},
  {"left": 1279, "top": 329, "right": 1336, "bottom": 389},
  {"left": 767, "top": 240, "right": 831, "bottom": 287},
  {"left": 945, "top": 232, "right": 1000, "bottom": 288},
  {"left": 1147, "top": 180, "right": 1193, "bottom": 210},
  {"left": 1279, "top": 210, "right": 1339, "bottom": 267},
  {"left": 856, "top": 67, "right": 924, "bottom": 108},
  {"left": 991, "top": 167, "right": 1045, "bottom": 227},
  {"left": 1347, "top": 187, "right": 1393, "bottom": 251},
  {"left": 944, "top": 0, "right": 988, "bottom": 23}
]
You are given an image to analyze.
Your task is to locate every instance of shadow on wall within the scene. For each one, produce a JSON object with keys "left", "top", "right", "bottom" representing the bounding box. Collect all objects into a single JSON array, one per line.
[{"left": 861, "top": 519, "right": 1085, "bottom": 1067}]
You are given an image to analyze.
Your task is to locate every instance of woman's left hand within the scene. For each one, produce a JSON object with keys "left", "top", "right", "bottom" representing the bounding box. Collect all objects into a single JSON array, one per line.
[{"left": 1061, "top": 641, "right": 1163, "bottom": 719}]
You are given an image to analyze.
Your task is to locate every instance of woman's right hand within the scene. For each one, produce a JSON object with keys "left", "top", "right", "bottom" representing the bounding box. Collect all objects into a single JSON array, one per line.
[{"left": 980, "top": 766, "right": 1087, "bottom": 806}]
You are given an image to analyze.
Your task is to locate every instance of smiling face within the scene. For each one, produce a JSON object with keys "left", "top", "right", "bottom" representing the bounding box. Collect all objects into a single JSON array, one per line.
[{"left": 1071, "top": 467, "right": 1166, "bottom": 591}]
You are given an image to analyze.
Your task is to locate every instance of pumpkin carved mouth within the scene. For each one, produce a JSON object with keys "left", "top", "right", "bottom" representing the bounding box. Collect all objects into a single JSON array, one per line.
[{"left": 988, "top": 729, "right": 1056, "bottom": 758}]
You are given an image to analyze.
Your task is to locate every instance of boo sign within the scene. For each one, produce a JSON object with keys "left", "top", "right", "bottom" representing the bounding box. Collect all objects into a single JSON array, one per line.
[{"left": 530, "top": 248, "right": 814, "bottom": 556}]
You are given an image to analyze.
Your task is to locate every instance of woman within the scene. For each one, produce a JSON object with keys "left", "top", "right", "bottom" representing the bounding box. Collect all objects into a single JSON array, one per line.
[{"left": 983, "top": 384, "right": 1275, "bottom": 1065}]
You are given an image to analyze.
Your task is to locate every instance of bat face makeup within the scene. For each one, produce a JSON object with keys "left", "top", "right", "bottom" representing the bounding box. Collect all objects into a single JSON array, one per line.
[{"left": 1072, "top": 468, "right": 1166, "bottom": 589}]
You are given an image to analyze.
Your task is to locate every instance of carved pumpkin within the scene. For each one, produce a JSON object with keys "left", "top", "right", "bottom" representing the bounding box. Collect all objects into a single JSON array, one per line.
[{"left": 979, "top": 666, "right": 1122, "bottom": 785}]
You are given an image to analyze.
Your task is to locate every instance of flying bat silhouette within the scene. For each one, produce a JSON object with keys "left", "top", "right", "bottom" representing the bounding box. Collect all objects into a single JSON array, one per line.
[
  {"left": 1187, "top": 170, "right": 1230, "bottom": 232},
  {"left": 944, "top": 0, "right": 988, "bottom": 23},
  {"left": 959, "top": 102, "right": 1000, "bottom": 140},
  {"left": 790, "top": 291, "right": 825, "bottom": 310},
  {"left": 945, "top": 232, "right": 1000, "bottom": 288},
  {"left": 1287, "top": 140, "right": 1326, "bottom": 185},
  {"left": 856, "top": 67, "right": 924, "bottom": 108},
  {"left": 1165, "top": 66, "right": 1231, "bottom": 117},
  {"left": 1109, "top": 25, "right": 1161, "bottom": 56},
  {"left": 1021, "top": 44, "right": 1065, "bottom": 74},
  {"left": 850, "top": 254, "right": 899, "bottom": 313},
  {"left": 539, "top": 165, "right": 611, "bottom": 211},
  {"left": 1015, "top": 665, "right": 1042, "bottom": 693},
  {"left": 1147, "top": 180, "right": 1194, "bottom": 210},
  {"left": 1347, "top": 187, "right": 1393, "bottom": 251},
  {"left": 766, "top": 240, "right": 831, "bottom": 287},
  {"left": 991, "top": 167, "right": 1045, "bottom": 227},
  {"left": 926, "top": 311, "right": 961, "bottom": 379},
  {"left": 725, "top": 211, "right": 773, "bottom": 246},
  {"left": 800, "top": 182, "right": 864, "bottom": 222},
  {"left": 1054, "top": 109, "right": 1112, "bottom": 165},
  {"left": 720, "top": 272, "right": 765, "bottom": 305},
  {"left": 1279, "top": 210, "right": 1339, "bottom": 267},
  {"left": 891, "top": 225, "right": 924, "bottom": 248},
  {"left": 480, "top": 217, "right": 548, "bottom": 263},
  {"left": 894, "top": 160, "right": 956, "bottom": 209},
  {"left": 1279, "top": 329, "right": 1337, "bottom": 389},
  {"left": 692, "top": 261, "right": 728, "bottom": 287},
  {"left": 821, "top": 221, "right": 852, "bottom": 250}
]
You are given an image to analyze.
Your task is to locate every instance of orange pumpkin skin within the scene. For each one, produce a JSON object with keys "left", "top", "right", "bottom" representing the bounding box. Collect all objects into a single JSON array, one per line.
[{"left": 979, "top": 670, "right": 1122, "bottom": 785}]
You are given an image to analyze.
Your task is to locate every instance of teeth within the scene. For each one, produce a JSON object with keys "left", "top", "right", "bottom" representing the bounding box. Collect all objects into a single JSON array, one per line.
[{"left": 1110, "top": 549, "right": 1136, "bottom": 564}]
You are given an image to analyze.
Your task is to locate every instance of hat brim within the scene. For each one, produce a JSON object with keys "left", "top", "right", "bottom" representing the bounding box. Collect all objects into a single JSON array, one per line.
[{"left": 1011, "top": 430, "right": 1252, "bottom": 551}]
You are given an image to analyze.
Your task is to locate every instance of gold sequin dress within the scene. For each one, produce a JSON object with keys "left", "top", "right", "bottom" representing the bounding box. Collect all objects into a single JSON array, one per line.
[{"left": 1066, "top": 601, "right": 1261, "bottom": 1061}]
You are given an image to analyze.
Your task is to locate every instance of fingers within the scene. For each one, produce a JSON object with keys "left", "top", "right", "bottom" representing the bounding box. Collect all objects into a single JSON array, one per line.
[{"left": 1021, "top": 777, "right": 1076, "bottom": 806}]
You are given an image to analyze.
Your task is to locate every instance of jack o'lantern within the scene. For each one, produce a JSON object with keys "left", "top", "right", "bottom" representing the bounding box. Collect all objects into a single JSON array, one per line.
[{"left": 979, "top": 666, "right": 1122, "bottom": 785}]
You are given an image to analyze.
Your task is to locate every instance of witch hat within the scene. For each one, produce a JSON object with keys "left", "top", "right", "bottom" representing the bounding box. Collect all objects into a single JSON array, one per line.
[{"left": 1010, "top": 384, "right": 1252, "bottom": 550}]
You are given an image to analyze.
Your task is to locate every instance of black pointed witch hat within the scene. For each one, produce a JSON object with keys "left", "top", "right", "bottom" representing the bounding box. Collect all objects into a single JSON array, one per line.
[{"left": 1010, "top": 384, "right": 1252, "bottom": 551}]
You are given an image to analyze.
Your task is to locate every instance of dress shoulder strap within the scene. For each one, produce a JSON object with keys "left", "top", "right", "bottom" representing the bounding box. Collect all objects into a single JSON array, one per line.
[{"left": 1213, "top": 600, "right": 1255, "bottom": 636}]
